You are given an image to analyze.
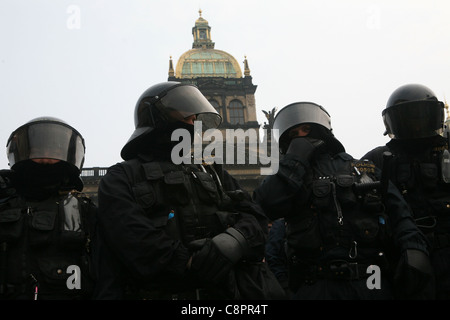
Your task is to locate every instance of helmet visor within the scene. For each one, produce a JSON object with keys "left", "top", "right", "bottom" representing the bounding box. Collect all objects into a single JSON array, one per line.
[
  {"left": 7, "top": 121, "right": 85, "bottom": 171},
  {"left": 273, "top": 102, "right": 331, "bottom": 142},
  {"left": 155, "top": 85, "right": 222, "bottom": 130},
  {"left": 383, "top": 101, "right": 444, "bottom": 139}
]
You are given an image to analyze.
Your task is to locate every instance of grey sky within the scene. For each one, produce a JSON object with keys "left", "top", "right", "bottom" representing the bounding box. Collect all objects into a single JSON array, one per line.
[{"left": 1, "top": 0, "right": 450, "bottom": 170}]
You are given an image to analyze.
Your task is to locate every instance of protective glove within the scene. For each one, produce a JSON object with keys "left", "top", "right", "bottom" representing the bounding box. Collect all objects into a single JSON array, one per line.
[
  {"left": 189, "top": 227, "right": 249, "bottom": 284},
  {"left": 394, "top": 249, "right": 435, "bottom": 299},
  {"left": 286, "top": 137, "right": 324, "bottom": 166}
]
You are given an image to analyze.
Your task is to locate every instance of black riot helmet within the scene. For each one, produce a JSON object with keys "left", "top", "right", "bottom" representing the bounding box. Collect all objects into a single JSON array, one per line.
[
  {"left": 273, "top": 102, "right": 344, "bottom": 154},
  {"left": 382, "top": 84, "right": 445, "bottom": 140},
  {"left": 121, "top": 81, "right": 222, "bottom": 160},
  {"left": 6, "top": 117, "right": 85, "bottom": 191},
  {"left": 7, "top": 117, "right": 85, "bottom": 172}
]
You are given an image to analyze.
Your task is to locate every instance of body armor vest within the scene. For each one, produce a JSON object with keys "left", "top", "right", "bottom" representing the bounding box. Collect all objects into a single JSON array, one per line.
[
  {"left": 388, "top": 146, "right": 450, "bottom": 235},
  {"left": 286, "top": 153, "right": 390, "bottom": 263},
  {"left": 0, "top": 190, "right": 95, "bottom": 300},
  {"left": 121, "top": 158, "right": 237, "bottom": 247}
]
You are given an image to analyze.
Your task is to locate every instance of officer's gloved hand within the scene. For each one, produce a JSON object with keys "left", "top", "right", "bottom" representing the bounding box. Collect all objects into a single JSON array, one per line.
[
  {"left": 394, "top": 249, "right": 435, "bottom": 299},
  {"left": 286, "top": 137, "right": 324, "bottom": 166},
  {"left": 188, "top": 227, "right": 249, "bottom": 284}
]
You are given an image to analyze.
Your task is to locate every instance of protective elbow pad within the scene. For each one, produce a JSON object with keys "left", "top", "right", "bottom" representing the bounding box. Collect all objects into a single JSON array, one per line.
[
  {"left": 404, "top": 249, "right": 433, "bottom": 274},
  {"left": 211, "top": 227, "right": 249, "bottom": 264},
  {"left": 394, "top": 249, "right": 434, "bottom": 299}
]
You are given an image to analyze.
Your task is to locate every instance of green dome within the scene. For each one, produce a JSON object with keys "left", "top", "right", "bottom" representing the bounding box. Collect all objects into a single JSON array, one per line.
[{"left": 176, "top": 48, "right": 242, "bottom": 79}]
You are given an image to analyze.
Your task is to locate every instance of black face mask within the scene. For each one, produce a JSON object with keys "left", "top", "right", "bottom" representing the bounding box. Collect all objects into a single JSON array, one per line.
[
  {"left": 388, "top": 135, "right": 446, "bottom": 154},
  {"left": 141, "top": 121, "right": 195, "bottom": 160},
  {"left": 15, "top": 161, "right": 70, "bottom": 200},
  {"left": 281, "top": 124, "right": 345, "bottom": 156},
  {"left": 308, "top": 126, "right": 345, "bottom": 156}
]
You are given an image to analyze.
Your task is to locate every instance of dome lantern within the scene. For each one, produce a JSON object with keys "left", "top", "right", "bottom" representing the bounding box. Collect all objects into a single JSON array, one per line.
[
  {"left": 192, "top": 9, "right": 214, "bottom": 49},
  {"left": 174, "top": 10, "right": 243, "bottom": 79}
]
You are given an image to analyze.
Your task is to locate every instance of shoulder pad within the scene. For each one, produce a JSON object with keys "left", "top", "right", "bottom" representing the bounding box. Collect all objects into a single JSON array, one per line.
[
  {"left": 335, "top": 152, "right": 354, "bottom": 161},
  {"left": 0, "top": 169, "right": 17, "bottom": 199},
  {"left": 0, "top": 169, "right": 15, "bottom": 185}
]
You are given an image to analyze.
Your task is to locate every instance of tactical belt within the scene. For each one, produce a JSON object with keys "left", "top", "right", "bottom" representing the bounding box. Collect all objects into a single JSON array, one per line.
[
  {"left": 291, "top": 259, "right": 375, "bottom": 285},
  {"left": 317, "top": 260, "right": 372, "bottom": 281}
]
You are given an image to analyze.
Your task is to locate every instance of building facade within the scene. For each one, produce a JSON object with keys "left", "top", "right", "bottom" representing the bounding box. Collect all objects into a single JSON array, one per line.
[
  {"left": 167, "top": 10, "right": 265, "bottom": 192},
  {"left": 81, "top": 11, "right": 267, "bottom": 203}
]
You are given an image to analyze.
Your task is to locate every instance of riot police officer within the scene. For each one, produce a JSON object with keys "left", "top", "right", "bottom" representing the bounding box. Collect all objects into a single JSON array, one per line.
[
  {"left": 254, "top": 101, "right": 432, "bottom": 299},
  {"left": 0, "top": 117, "right": 96, "bottom": 300},
  {"left": 92, "top": 81, "right": 281, "bottom": 299},
  {"left": 363, "top": 83, "right": 449, "bottom": 299}
]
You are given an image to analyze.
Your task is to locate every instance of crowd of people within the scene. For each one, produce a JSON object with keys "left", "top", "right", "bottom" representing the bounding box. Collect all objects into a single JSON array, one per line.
[{"left": 0, "top": 81, "right": 448, "bottom": 300}]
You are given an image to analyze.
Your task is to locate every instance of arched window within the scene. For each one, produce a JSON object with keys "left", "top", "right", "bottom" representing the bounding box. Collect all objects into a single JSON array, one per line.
[{"left": 229, "top": 100, "right": 245, "bottom": 125}]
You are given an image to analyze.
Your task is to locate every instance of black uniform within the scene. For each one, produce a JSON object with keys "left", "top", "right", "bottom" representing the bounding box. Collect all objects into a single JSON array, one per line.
[
  {"left": 92, "top": 81, "right": 283, "bottom": 300},
  {"left": 255, "top": 148, "right": 430, "bottom": 299},
  {"left": 0, "top": 116, "right": 96, "bottom": 300},
  {"left": 93, "top": 155, "right": 269, "bottom": 299},
  {"left": 254, "top": 101, "right": 431, "bottom": 300},
  {"left": 363, "top": 136, "right": 450, "bottom": 298},
  {"left": 0, "top": 172, "right": 96, "bottom": 300},
  {"left": 362, "top": 83, "right": 449, "bottom": 299}
]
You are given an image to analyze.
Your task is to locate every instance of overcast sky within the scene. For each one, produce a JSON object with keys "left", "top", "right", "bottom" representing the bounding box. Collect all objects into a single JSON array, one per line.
[{"left": 1, "top": 0, "right": 450, "bottom": 170}]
